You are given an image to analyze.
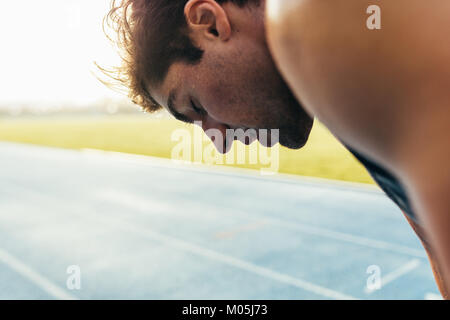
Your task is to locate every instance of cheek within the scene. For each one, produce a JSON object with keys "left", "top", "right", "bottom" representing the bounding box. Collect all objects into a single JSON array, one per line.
[
  {"left": 201, "top": 73, "right": 244, "bottom": 123},
  {"left": 194, "top": 53, "right": 276, "bottom": 127}
]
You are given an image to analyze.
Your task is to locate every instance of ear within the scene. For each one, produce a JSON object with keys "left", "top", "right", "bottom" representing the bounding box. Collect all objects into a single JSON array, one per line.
[{"left": 184, "top": 0, "right": 231, "bottom": 42}]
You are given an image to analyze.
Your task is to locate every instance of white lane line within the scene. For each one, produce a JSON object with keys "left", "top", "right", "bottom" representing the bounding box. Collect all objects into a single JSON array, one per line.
[
  {"left": 3, "top": 144, "right": 424, "bottom": 258},
  {"left": 0, "top": 143, "right": 379, "bottom": 194},
  {"left": 100, "top": 189, "right": 426, "bottom": 259},
  {"left": 1, "top": 183, "right": 423, "bottom": 300},
  {"left": 364, "top": 259, "right": 421, "bottom": 294},
  {"left": 261, "top": 217, "right": 427, "bottom": 259},
  {"left": 0, "top": 248, "right": 78, "bottom": 300},
  {"left": 1, "top": 186, "right": 356, "bottom": 300},
  {"left": 81, "top": 148, "right": 381, "bottom": 193},
  {"left": 93, "top": 215, "right": 357, "bottom": 300}
]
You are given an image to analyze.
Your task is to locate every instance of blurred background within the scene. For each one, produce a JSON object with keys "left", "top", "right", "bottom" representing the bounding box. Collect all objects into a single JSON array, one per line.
[
  {"left": 0, "top": 0, "right": 373, "bottom": 183},
  {"left": 0, "top": 0, "right": 440, "bottom": 300}
]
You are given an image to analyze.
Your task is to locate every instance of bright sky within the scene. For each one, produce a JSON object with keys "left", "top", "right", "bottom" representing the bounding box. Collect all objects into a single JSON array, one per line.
[{"left": 0, "top": 0, "right": 124, "bottom": 105}]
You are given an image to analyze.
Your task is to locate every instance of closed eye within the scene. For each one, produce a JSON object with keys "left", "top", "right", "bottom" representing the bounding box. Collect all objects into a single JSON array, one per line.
[{"left": 190, "top": 99, "right": 206, "bottom": 116}]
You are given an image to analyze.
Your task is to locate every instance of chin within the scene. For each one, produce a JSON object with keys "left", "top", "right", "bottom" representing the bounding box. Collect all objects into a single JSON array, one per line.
[
  {"left": 279, "top": 118, "right": 314, "bottom": 150},
  {"left": 280, "top": 136, "right": 308, "bottom": 150}
]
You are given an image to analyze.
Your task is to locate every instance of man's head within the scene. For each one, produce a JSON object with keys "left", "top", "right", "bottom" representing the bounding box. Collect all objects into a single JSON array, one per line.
[{"left": 104, "top": 0, "right": 313, "bottom": 153}]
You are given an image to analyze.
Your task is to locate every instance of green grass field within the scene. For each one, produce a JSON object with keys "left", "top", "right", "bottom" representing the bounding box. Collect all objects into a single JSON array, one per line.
[{"left": 0, "top": 115, "right": 374, "bottom": 184}]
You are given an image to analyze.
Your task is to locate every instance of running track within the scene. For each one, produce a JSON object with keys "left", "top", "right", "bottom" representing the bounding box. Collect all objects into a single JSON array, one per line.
[{"left": 0, "top": 142, "right": 441, "bottom": 299}]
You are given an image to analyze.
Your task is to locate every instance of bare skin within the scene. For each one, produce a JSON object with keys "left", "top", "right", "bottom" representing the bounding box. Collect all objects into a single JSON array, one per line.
[
  {"left": 147, "top": 0, "right": 450, "bottom": 298},
  {"left": 266, "top": 0, "right": 450, "bottom": 298},
  {"left": 148, "top": 1, "right": 314, "bottom": 153}
]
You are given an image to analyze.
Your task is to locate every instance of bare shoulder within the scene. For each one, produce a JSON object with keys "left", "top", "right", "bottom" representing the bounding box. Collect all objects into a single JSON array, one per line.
[
  {"left": 266, "top": 0, "right": 450, "bottom": 291},
  {"left": 266, "top": 0, "right": 450, "bottom": 166}
]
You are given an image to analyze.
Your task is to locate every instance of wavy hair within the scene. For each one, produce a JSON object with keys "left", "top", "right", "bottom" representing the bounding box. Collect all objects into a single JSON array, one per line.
[{"left": 100, "top": 0, "right": 260, "bottom": 112}]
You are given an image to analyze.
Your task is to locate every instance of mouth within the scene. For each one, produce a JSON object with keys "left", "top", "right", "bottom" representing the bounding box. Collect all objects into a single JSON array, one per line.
[
  {"left": 229, "top": 127, "right": 278, "bottom": 149},
  {"left": 221, "top": 127, "right": 255, "bottom": 153}
]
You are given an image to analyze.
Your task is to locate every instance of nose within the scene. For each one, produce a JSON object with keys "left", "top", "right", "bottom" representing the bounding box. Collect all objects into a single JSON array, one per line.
[{"left": 197, "top": 117, "right": 230, "bottom": 154}]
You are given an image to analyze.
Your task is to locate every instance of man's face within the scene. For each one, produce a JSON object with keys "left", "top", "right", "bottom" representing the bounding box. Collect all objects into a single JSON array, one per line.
[{"left": 149, "top": 2, "right": 313, "bottom": 153}]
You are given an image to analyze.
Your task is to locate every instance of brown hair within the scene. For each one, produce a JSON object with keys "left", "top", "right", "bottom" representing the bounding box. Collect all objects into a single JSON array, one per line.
[{"left": 101, "top": 0, "right": 260, "bottom": 113}]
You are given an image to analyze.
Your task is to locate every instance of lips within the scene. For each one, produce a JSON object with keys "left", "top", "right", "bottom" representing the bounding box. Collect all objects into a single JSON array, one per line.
[
  {"left": 222, "top": 128, "right": 252, "bottom": 153},
  {"left": 220, "top": 127, "right": 278, "bottom": 153},
  {"left": 230, "top": 128, "right": 268, "bottom": 147}
]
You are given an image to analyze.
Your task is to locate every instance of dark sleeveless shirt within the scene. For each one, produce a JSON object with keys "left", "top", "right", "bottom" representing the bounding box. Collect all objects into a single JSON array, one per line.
[{"left": 346, "top": 147, "right": 417, "bottom": 223}]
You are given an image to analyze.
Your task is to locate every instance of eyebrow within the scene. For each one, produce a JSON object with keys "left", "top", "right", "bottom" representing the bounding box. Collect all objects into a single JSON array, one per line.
[{"left": 167, "top": 89, "right": 193, "bottom": 124}]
